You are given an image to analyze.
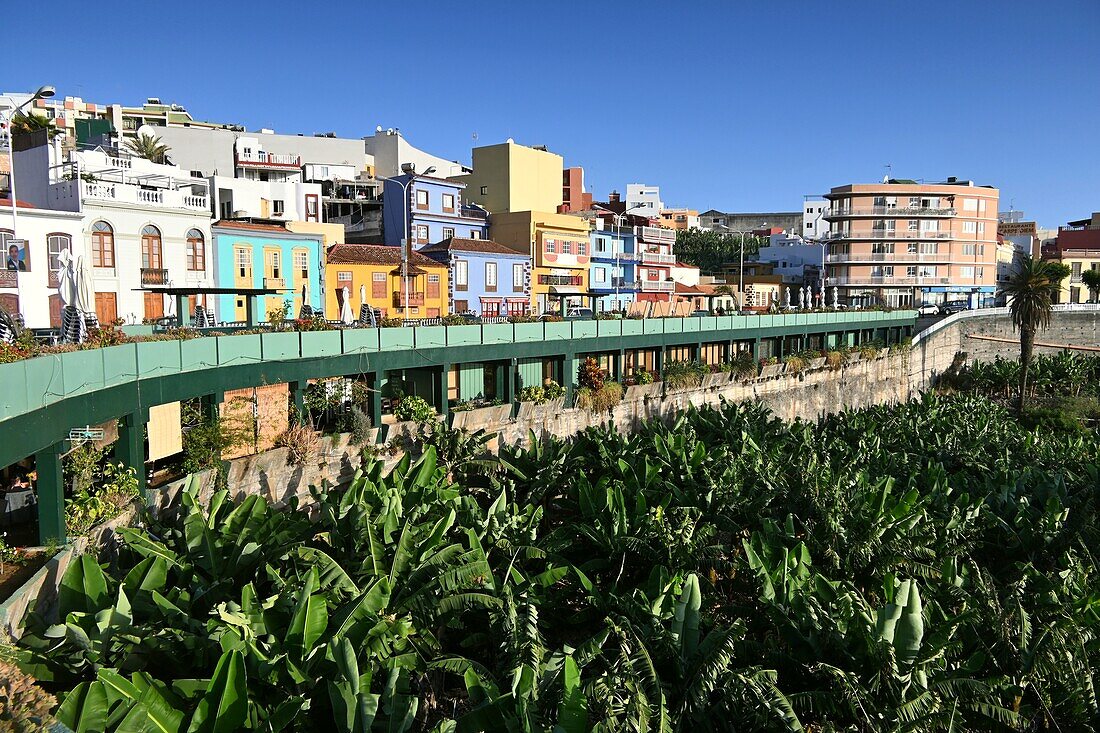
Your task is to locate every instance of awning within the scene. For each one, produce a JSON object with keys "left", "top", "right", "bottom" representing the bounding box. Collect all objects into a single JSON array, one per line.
[
  {"left": 548, "top": 286, "right": 581, "bottom": 295},
  {"left": 505, "top": 297, "right": 528, "bottom": 303},
  {"left": 479, "top": 297, "right": 502, "bottom": 303}
]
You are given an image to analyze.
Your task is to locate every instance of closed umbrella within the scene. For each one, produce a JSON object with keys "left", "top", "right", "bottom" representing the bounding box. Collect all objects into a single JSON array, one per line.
[
  {"left": 339, "top": 286, "right": 354, "bottom": 324},
  {"left": 298, "top": 283, "right": 314, "bottom": 319},
  {"left": 56, "top": 249, "right": 84, "bottom": 343}
]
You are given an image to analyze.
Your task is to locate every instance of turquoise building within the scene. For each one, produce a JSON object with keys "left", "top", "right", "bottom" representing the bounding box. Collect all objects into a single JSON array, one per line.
[{"left": 211, "top": 221, "right": 324, "bottom": 323}]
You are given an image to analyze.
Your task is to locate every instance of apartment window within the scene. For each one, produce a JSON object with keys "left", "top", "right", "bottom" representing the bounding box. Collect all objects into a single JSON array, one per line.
[
  {"left": 1071, "top": 262, "right": 1083, "bottom": 280},
  {"left": 596, "top": 237, "right": 607, "bottom": 253},
  {"left": 562, "top": 240, "right": 573, "bottom": 255},
  {"left": 47, "top": 234, "right": 71, "bottom": 272},
  {"left": 454, "top": 259, "right": 468, "bottom": 289},
  {"left": 907, "top": 242, "right": 918, "bottom": 254},
  {"left": 883, "top": 266, "right": 894, "bottom": 278},
  {"left": 961, "top": 243, "right": 985, "bottom": 256},
  {"left": 480, "top": 186, "right": 487, "bottom": 196},
  {"left": 485, "top": 262, "right": 498, "bottom": 290},
  {"left": 908, "top": 220, "right": 919, "bottom": 231},
  {"left": 919, "top": 266, "right": 937, "bottom": 278},
  {"left": 871, "top": 242, "right": 894, "bottom": 255},
  {"left": 594, "top": 268, "right": 606, "bottom": 284},
  {"left": 141, "top": 225, "right": 162, "bottom": 270},
  {"left": 976, "top": 267, "right": 984, "bottom": 279},
  {"left": 545, "top": 239, "right": 556, "bottom": 254},
  {"left": 963, "top": 221, "right": 977, "bottom": 234},
  {"left": 273, "top": 199, "right": 285, "bottom": 216},
  {"left": 513, "top": 263, "right": 524, "bottom": 290},
  {"left": 470, "top": 230, "right": 482, "bottom": 240},
  {"left": 442, "top": 227, "right": 455, "bottom": 240},
  {"left": 186, "top": 229, "right": 206, "bottom": 271},
  {"left": 963, "top": 198, "right": 978, "bottom": 212},
  {"left": 906, "top": 266, "right": 917, "bottom": 277},
  {"left": 427, "top": 273, "right": 440, "bottom": 298},
  {"left": 267, "top": 250, "right": 281, "bottom": 279},
  {"left": 91, "top": 220, "right": 115, "bottom": 268},
  {"left": 294, "top": 249, "right": 309, "bottom": 279},
  {"left": 337, "top": 271, "right": 352, "bottom": 282},
  {"left": 908, "top": 197, "right": 920, "bottom": 208},
  {"left": 920, "top": 242, "right": 939, "bottom": 254},
  {"left": 415, "top": 189, "right": 429, "bottom": 210},
  {"left": 961, "top": 266, "right": 975, "bottom": 279},
  {"left": 305, "top": 194, "right": 319, "bottom": 222},
  {"left": 920, "top": 220, "right": 939, "bottom": 232},
  {"left": 442, "top": 193, "right": 455, "bottom": 213},
  {"left": 578, "top": 240, "right": 587, "bottom": 256},
  {"left": 416, "top": 225, "right": 429, "bottom": 243},
  {"left": 977, "top": 222, "right": 985, "bottom": 234}
]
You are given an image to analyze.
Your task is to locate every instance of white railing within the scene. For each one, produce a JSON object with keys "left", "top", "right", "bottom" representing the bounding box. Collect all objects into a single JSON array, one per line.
[
  {"left": 82, "top": 182, "right": 117, "bottom": 200},
  {"left": 105, "top": 156, "right": 132, "bottom": 170},
  {"left": 641, "top": 251, "right": 676, "bottom": 264},
  {"left": 592, "top": 250, "right": 641, "bottom": 261},
  {"left": 826, "top": 207, "right": 957, "bottom": 218},
  {"left": 237, "top": 151, "right": 301, "bottom": 167},
  {"left": 79, "top": 181, "right": 208, "bottom": 211},
  {"left": 639, "top": 280, "right": 676, "bottom": 292},
  {"left": 637, "top": 226, "right": 676, "bottom": 245},
  {"left": 826, "top": 253, "right": 956, "bottom": 263},
  {"left": 183, "top": 195, "right": 209, "bottom": 210},
  {"left": 138, "top": 189, "right": 164, "bottom": 204},
  {"left": 829, "top": 276, "right": 952, "bottom": 286},
  {"left": 827, "top": 230, "right": 953, "bottom": 240}
]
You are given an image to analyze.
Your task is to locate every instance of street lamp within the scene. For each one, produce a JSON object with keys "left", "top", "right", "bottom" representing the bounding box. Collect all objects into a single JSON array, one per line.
[
  {"left": 716, "top": 222, "right": 765, "bottom": 311},
  {"left": 396, "top": 162, "right": 436, "bottom": 322},
  {"left": 592, "top": 202, "right": 647, "bottom": 310},
  {"left": 2, "top": 85, "right": 56, "bottom": 320}
]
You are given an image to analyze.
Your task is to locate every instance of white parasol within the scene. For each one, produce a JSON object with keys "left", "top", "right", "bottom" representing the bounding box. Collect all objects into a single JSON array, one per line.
[{"left": 339, "top": 286, "right": 354, "bottom": 324}]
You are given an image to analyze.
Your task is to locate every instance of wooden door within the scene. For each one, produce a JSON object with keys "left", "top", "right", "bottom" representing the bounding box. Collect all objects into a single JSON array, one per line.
[
  {"left": 49, "top": 294, "right": 62, "bottom": 327},
  {"left": 95, "top": 292, "right": 117, "bottom": 324},
  {"left": 143, "top": 292, "right": 164, "bottom": 321},
  {"left": 426, "top": 274, "right": 440, "bottom": 299}
]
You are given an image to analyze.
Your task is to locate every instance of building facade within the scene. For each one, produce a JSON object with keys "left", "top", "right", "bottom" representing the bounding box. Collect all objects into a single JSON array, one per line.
[
  {"left": 1050, "top": 212, "right": 1100, "bottom": 304},
  {"left": 559, "top": 167, "right": 593, "bottom": 213},
  {"left": 625, "top": 183, "right": 664, "bottom": 219},
  {"left": 699, "top": 209, "right": 803, "bottom": 236},
  {"left": 658, "top": 208, "right": 699, "bottom": 230},
  {"left": 452, "top": 141, "right": 564, "bottom": 214},
  {"left": 490, "top": 210, "right": 590, "bottom": 313},
  {"left": 802, "top": 199, "right": 828, "bottom": 241},
  {"left": 0, "top": 199, "right": 84, "bottom": 328},
  {"left": 382, "top": 174, "right": 488, "bottom": 248},
  {"left": 823, "top": 178, "right": 1000, "bottom": 308},
  {"left": 324, "top": 244, "right": 449, "bottom": 319},
  {"left": 211, "top": 221, "right": 323, "bottom": 323},
  {"left": 634, "top": 225, "right": 677, "bottom": 302},
  {"left": 420, "top": 238, "right": 530, "bottom": 316},
  {"left": 589, "top": 224, "right": 638, "bottom": 312}
]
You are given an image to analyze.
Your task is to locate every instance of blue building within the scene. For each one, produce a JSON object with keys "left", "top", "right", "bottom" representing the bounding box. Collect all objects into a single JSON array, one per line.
[
  {"left": 211, "top": 220, "right": 323, "bottom": 323},
  {"left": 419, "top": 237, "right": 532, "bottom": 317},
  {"left": 383, "top": 174, "right": 488, "bottom": 249},
  {"left": 589, "top": 225, "right": 639, "bottom": 312}
]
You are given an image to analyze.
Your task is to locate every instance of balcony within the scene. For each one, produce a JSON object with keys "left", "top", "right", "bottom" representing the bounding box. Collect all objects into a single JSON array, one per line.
[
  {"left": 264, "top": 277, "right": 286, "bottom": 289},
  {"left": 639, "top": 279, "right": 676, "bottom": 292},
  {"left": 235, "top": 151, "right": 302, "bottom": 169},
  {"left": 826, "top": 229, "right": 953, "bottom": 241},
  {"left": 591, "top": 250, "right": 640, "bottom": 262},
  {"left": 641, "top": 250, "right": 676, "bottom": 264},
  {"left": 637, "top": 226, "right": 676, "bottom": 245},
  {"left": 830, "top": 276, "right": 952, "bottom": 286},
  {"left": 77, "top": 181, "right": 209, "bottom": 212},
  {"left": 0, "top": 271, "right": 16, "bottom": 288},
  {"left": 826, "top": 253, "right": 954, "bottom": 264},
  {"left": 141, "top": 268, "right": 169, "bottom": 286},
  {"left": 538, "top": 274, "right": 582, "bottom": 286},
  {"left": 824, "top": 207, "right": 957, "bottom": 219},
  {"left": 393, "top": 291, "right": 425, "bottom": 306}
]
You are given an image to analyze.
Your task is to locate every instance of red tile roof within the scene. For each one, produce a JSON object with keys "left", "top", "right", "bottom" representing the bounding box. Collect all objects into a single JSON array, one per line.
[
  {"left": 419, "top": 237, "right": 525, "bottom": 256},
  {"left": 0, "top": 198, "right": 37, "bottom": 210},
  {"left": 327, "top": 243, "right": 445, "bottom": 268},
  {"left": 213, "top": 220, "right": 291, "bottom": 232}
]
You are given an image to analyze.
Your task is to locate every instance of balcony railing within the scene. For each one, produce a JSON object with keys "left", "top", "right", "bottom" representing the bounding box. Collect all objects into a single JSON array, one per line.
[
  {"left": 264, "top": 277, "right": 286, "bottom": 289},
  {"left": 826, "top": 253, "right": 955, "bottom": 263},
  {"left": 538, "top": 275, "right": 583, "bottom": 286},
  {"left": 637, "top": 226, "right": 676, "bottom": 245},
  {"left": 825, "top": 207, "right": 957, "bottom": 219},
  {"left": 591, "top": 250, "right": 640, "bottom": 261},
  {"left": 0, "top": 271, "right": 17, "bottom": 288},
  {"left": 78, "top": 181, "right": 209, "bottom": 211},
  {"left": 641, "top": 251, "right": 676, "bottom": 264},
  {"left": 141, "top": 268, "right": 169, "bottom": 286},
  {"left": 827, "top": 230, "right": 953, "bottom": 240},
  {"left": 393, "top": 291, "right": 425, "bottom": 306},
  {"left": 639, "top": 280, "right": 676, "bottom": 292},
  {"left": 830, "top": 276, "right": 952, "bottom": 286},
  {"left": 236, "top": 151, "right": 302, "bottom": 168}
]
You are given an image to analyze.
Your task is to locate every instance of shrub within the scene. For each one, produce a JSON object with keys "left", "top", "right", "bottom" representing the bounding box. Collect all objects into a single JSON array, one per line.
[
  {"left": 518, "top": 386, "right": 545, "bottom": 404},
  {"left": 275, "top": 423, "right": 321, "bottom": 465},
  {"left": 825, "top": 350, "right": 844, "bottom": 369},
  {"left": 730, "top": 351, "right": 757, "bottom": 379},
  {"left": 267, "top": 301, "right": 290, "bottom": 329},
  {"left": 507, "top": 314, "right": 537, "bottom": 323},
  {"left": 577, "top": 357, "right": 605, "bottom": 392},
  {"left": 543, "top": 380, "right": 565, "bottom": 401},
  {"left": 636, "top": 368, "right": 655, "bottom": 385},
  {"left": 84, "top": 322, "right": 129, "bottom": 349},
  {"left": 348, "top": 406, "right": 373, "bottom": 446},
  {"left": 379, "top": 317, "right": 403, "bottom": 328},
  {"left": 393, "top": 395, "right": 435, "bottom": 423},
  {"left": 294, "top": 313, "right": 332, "bottom": 332},
  {"left": 784, "top": 355, "right": 807, "bottom": 374},
  {"left": 0, "top": 659, "right": 57, "bottom": 733},
  {"left": 575, "top": 382, "right": 623, "bottom": 412},
  {"left": 0, "top": 533, "right": 26, "bottom": 574},
  {"left": 65, "top": 462, "right": 140, "bottom": 535},
  {"left": 663, "top": 360, "right": 707, "bottom": 390}
]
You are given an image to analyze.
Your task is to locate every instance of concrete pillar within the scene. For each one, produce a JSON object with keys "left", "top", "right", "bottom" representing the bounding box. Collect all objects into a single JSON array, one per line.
[
  {"left": 289, "top": 381, "right": 307, "bottom": 424},
  {"left": 370, "top": 371, "right": 383, "bottom": 427},
  {"left": 563, "top": 351, "right": 575, "bottom": 405},
  {"left": 437, "top": 362, "right": 451, "bottom": 420},
  {"left": 35, "top": 442, "right": 65, "bottom": 545},
  {"left": 615, "top": 349, "right": 625, "bottom": 381},
  {"left": 114, "top": 410, "right": 149, "bottom": 500},
  {"left": 245, "top": 296, "right": 256, "bottom": 327},
  {"left": 175, "top": 294, "right": 191, "bottom": 327}
]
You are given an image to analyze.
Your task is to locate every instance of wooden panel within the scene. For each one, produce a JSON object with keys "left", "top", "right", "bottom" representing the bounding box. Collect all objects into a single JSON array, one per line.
[
  {"left": 147, "top": 401, "right": 183, "bottom": 462},
  {"left": 95, "top": 292, "right": 117, "bottom": 324},
  {"left": 143, "top": 292, "right": 164, "bottom": 320}
]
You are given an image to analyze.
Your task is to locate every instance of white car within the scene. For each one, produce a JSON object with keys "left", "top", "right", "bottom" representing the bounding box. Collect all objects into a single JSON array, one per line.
[{"left": 916, "top": 303, "right": 940, "bottom": 316}]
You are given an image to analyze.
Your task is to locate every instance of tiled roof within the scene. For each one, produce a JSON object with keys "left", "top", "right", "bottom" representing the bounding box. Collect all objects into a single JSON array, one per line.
[
  {"left": 327, "top": 243, "right": 445, "bottom": 268},
  {"left": 675, "top": 283, "right": 709, "bottom": 295},
  {"left": 419, "top": 237, "right": 525, "bottom": 256},
  {"left": 213, "top": 220, "right": 291, "bottom": 232},
  {"left": 0, "top": 198, "right": 37, "bottom": 210}
]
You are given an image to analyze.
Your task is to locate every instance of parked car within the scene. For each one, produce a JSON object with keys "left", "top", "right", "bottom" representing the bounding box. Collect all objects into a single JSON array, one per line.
[
  {"left": 453, "top": 312, "right": 481, "bottom": 324},
  {"left": 565, "top": 308, "right": 594, "bottom": 321},
  {"left": 916, "top": 303, "right": 940, "bottom": 316},
  {"left": 940, "top": 301, "right": 970, "bottom": 315}
]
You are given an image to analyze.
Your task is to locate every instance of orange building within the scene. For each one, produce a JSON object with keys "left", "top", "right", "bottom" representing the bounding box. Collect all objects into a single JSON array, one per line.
[{"left": 823, "top": 178, "right": 999, "bottom": 308}]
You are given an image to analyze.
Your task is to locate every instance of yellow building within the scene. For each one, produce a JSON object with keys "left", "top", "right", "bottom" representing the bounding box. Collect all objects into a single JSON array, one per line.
[
  {"left": 325, "top": 244, "right": 449, "bottom": 319},
  {"left": 451, "top": 140, "right": 563, "bottom": 214},
  {"left": 287, "top": 220, "right": 345, "bottom": 249},
  {"left": 490, "top": 211, "right": 591, "bottom": 313},
  {"left": 659, "top": 208, "right": 699, "bottom": 230}
]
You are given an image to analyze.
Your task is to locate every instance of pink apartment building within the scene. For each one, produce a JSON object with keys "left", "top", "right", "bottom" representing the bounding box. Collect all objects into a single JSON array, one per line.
[{"left": 823, "top": 178, "right": 1000, "bottom": 308}]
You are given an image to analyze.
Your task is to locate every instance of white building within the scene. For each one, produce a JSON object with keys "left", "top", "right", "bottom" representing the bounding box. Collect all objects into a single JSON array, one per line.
[
  {"left": 625, "top": 183, "right": 664, "bottom": 219},
  {"left": 802, "top": 198, "right": 828, "bottom": 241},
  {"left": 13, "top": 132, "right": 215, "bottom": 325},
  {"left": 363, "top": 129, "right": 468, "bottom": 179},
  {"left": 756, "top": 232, "right": 827, "bottom": 288},
  {"left": 0, "top": 199, "right": 84, "bottom": 328}
]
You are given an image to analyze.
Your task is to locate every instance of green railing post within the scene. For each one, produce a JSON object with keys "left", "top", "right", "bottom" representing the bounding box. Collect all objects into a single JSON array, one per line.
[
  {"left": 245, "top": 296, "right": 257, "bottom": 328},
  {"left": 35, "top": 441, "right": 66, "bottom": 545},
  {"left": 563, "top": 351, "right": 575, "bottom": 406},
  {"left": 201, "top": 391, "right": 224, "bottom": 423},
  {"left": 370, "top": 371, "right": 383, "bottom": 428},
  {"left": 289, "top": 381, "right": 307, "bottom": 424},
  {"left": 616, "top": 349, "right": 625, "bottom": 382},
  {"left": 176, "top": 294, "right": 191, "bottom": 327},
  {"left": 504, "top": 358, "right": 517, "bottom": 416},
  {"left": 437, "top": 362, "right": 451, "bottom": 420},
  {"left": 114, "top": 410, "right": 149, "bottom": 500}
]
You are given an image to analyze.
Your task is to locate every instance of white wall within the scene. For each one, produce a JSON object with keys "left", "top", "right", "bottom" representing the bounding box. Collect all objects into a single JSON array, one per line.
[
  {"left": 0, "top": 205, "right": 84, "bottom": 328},
  {"left": 211, "top": 176, "right": 322, "bottom": 222},
  {"left": 364, "top": 131, "right": 467, "bottom": 180},
  {"left": 802, "top": 199, "right": 828, "bottom": 241},
  {"left": 625, "top": 183, "right": 664, "bottom": 218}
]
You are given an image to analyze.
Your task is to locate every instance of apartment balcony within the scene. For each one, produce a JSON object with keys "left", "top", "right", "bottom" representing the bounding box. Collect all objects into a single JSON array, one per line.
[
  {"left": 826, "top": 229, "right": 953, "bottom": 241},
  {"left": 826, "top": 253, "right": 955, "bottom": 264},
  {"left": 264, "top": 277, "right": 286, "bottom": 289},
  {"left": 592, "top": 277, "right": 637, "bottom": 291},
  {"left": 140, "top": 268, "right": 169, "bottom": 286},
  {"left": 637, "top": 225, "right": 677, "bottom": 245},
  {"left": 824, "top": 206, "right": 957, "bottom": 219},
  {"left": 392, "top": 291, "right": 425, "bottom": 307},
  {"left": 0, "top": 271, "right": 16, "bottom": 288},
  {"left": 830, "top": 276, "right": 952, "bottom": 287},
  {"left": 235, "top": 151, "right": 302, "bottom": 169},
  {"left": 591, "top": 251, "right": 640, "bottom": 262},
  {"left": 641, "top": 250, "right": 676, "bottom": 264},
  {"left": 538, "top": 274, "right": 583, "bottom": 286},
  {"left": 74, "top": 181, "right": 209, "bottom": 212},
  {"left": 639, "top": 279, "right": 676, "bottom": 292}
]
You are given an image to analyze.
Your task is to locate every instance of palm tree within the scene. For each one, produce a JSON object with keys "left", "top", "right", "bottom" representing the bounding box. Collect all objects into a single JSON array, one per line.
[
  {"left": 124, "top": 132, "right": 171, "bottom": 164},
  {"left": 10, "top": 112, "right": 57, "bottom": 138},
  {"left": 1001, "top": 256, "right": 1061, "bottom": 411},
  {"left": 1081, "top": 267, "right": 1100, "bottom": 304}
]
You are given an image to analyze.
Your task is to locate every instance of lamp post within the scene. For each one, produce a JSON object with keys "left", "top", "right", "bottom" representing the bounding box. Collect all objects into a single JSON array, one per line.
[
  {"left": 396, "top": 162, "right": 436, "bottom": 322},
  {"left": 593, "top": 202, "right": 647, "bottom": 311},
  {"left": 2, "top": 85, "right": 56, "bottom": 320}
]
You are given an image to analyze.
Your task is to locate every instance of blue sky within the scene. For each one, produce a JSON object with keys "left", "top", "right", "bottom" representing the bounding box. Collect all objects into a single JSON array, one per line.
[{"left": 5, "top": 0, "right": 1098, "bottom": 226}]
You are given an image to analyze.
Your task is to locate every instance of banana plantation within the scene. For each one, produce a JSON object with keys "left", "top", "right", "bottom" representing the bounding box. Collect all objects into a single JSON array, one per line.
[{"left": 10, "top": 393, "right": 1100, "bottom": 732}]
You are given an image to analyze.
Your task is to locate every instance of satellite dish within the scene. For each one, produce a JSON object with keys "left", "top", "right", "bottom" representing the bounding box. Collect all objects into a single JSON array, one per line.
[{"left": 376, "top": 125, "right": 383, "bottom": 133}]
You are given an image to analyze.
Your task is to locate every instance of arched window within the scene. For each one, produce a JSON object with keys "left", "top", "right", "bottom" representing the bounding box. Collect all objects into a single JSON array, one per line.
[
  {"left": 47, "top": 233, "right": 72, "bottom": 272},
  {"left": 141, "top": 225, "right": 162, "bottom": 270},
  {"left": 91, "top": 221, "right": 115, "bottom": 268},
  {"left": 186, "top": 228, "right": 205, "bottom": 271}
]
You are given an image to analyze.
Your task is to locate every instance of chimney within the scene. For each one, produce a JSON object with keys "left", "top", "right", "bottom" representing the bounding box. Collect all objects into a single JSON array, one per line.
[{"left": 609, "top": 190, "right": 621, "bottom": 204}]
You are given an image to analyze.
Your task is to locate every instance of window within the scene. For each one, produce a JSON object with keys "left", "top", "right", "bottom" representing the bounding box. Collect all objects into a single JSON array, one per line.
[
  {"left": 273, "top": 199, "right": 285, "bottom": 216},
  {"left": 442, "top": 193, "right": 455, "bottom": 213},
  {"left": 513, "top": 263, "right": 524, "bottom": 290},
  {"left": 578, "top": 241, "right": 587, "bottom": 256},
  {"left": 442, "top": 227, "right": 455, "bottom": 240},
  {"left": 47, "top": 234, "right": 71, "bottom": 272},
  {"left": 294, "top": 250, "right": 309, "bottom": 279},
  {"left": 906, "top": 265, "right": 917, "bottom": 277},
  {"left": 871, "top": 242, "right": 894, "bottom": 255},
  {"left": 907, "top": 242, "right": 918, "bottom": 254},
  {"left": 454, "top": 259, "right": 468, "bottom": 289},
  {"left": 268, "top": 250, "right": 281, "bottom": 279},
  {"left": 562, "top": 240, "right": 573, "bottom": 255},
  {"left": 977, "top": 222, "right": 985, "bottom": 234},
  {"left": 963, "top": 198, "right": 978, "bottom": 212},
  {"left": 908, "top": 220, "right": 919, "bottom": 231},
  {"left": 594, "top": 268, "right": 606, "bottom": 284},
  {"left": 918, "top": 265, "right": 937, "bottom": 277},
  {"left": 480, "top": 186, "right": 487, "bottom": 196},
  {"left": 919, "top": 242, "right": 939, "bottom": 254},
  {"left": 961, "top": 266, "right": 975, "bottom": 278},
  {"left": 186, "top": 229, "right": 205, "bottom": 271},
  {"left": 372, "top": 271, "right": 386, "bottom": 298},
  {"left": 470, "top": 230, "right": 481, "bottom": 240},
  {"left": 337, "top": 271, "right": 352, "bottom": 282},
  {"left": 427, "top": 273, "right": 440, "bottom": 298},
  {"left": 976, "top": 267, "right": 984, "bottom": 279},
  {"left": 416, "top": 225, "right": 429, "bottom": 243},
  {"left": 235, "top": 247, "right": 251, "bottom": 278},
  {"left": 485, "top": 262, "right": 497, "bottom": 290},
  {"left": 920, "top": 220, "right": 938, "bottom": 232},
  {"left": 908, "top": 197, "right": 920, "bottom": 208},
  {"left": 141, "top": 225, "right": 162, "bottom": 269},
  {"left": 91, "top": 221, "right": 115, "bottom": 268},
  {"left": 545, "top": 239, "right": 556, "bottom": 254},
  {"left": 415, "top": 189, "right": 429, "bottom": 210},
  {"left": 305, "top": 194, "right": 319, "bottom": 222},
  {"left": 595, "top": 237, "right": 607, "bottom": 254},
  {"left": 963, "top": 221, "right": 977, "bottom": 234},
  {"left": 961, "top": 243, "right": 985, "bottom": 256}
]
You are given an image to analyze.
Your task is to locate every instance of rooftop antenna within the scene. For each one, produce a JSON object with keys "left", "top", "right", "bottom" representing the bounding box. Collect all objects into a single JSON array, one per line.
[
  {"left": 472, "top": 131, "right": 478, "bottom": 141},
  {"left": 883, "top": 163, "right": 892, "bottom": 183}
]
